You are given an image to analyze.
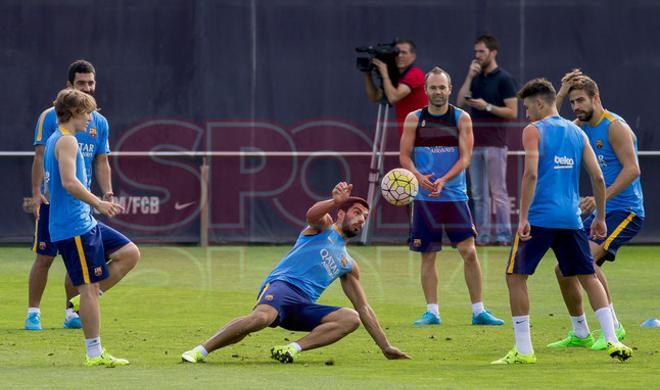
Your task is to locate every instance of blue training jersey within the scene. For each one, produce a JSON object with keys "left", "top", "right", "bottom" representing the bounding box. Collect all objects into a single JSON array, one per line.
[
  {"left": 580, "top": 110, "right": 644, "bottom": 218},
  {"left": 44, "top": 127, "right": 97, "bottom": 241},
  {"left": 528, "top": 115, "right": 585, "bottom": 229},
  {"left": 261, "top": 225, "right": 354, "bottom": 302},
  {"left": 34, "top": 107, "right": 110, "bottom": 190},
  {"left": 413, "top": 105, "right": 468, "bottom": 202}
]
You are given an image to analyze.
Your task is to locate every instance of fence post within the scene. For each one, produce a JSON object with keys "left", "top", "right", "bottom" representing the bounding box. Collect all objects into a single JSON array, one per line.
[{"left": 200, "top": 156, "right": 209, "bottom": 247}]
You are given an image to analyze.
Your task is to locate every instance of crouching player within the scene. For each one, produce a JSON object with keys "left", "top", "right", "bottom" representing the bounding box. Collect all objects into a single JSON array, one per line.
[{"left": 182, "top": 182, "right": 410, "bottom": 364}]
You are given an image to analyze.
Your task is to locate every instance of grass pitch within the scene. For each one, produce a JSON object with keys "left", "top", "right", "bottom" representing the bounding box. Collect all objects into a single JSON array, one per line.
[{"left": 1, "top": 245, "right": 659, "bottom": 389}]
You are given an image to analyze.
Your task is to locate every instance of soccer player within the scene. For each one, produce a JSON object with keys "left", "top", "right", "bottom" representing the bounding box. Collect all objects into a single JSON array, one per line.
[
  {"left": 45, "top": 89, "right": 129, "bottom": 366},
  {"left": 26, "top": 60, "right": 139, "bottom": 331},
  {"left": 399, "top": 67, "right": 504, "bottom": 326},
  {"left": 181, "top": 182, "right": 410, "bottom": 364},
  {"left": 547, "top": 72, "right": 644, "bottom": 350},
  {"left": 491, "top": 78, "right": 632, "bottom": 364}
]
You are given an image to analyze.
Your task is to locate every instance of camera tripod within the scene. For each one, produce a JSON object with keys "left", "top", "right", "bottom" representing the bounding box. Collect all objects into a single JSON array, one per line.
[{"left": 360, "top": 100, "right": 391, "bottom": 244}]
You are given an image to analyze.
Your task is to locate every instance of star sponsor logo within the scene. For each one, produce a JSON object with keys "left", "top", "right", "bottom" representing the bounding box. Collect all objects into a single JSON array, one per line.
[{"left": 174, "top": 201, "right": 196, "bottom": 211}]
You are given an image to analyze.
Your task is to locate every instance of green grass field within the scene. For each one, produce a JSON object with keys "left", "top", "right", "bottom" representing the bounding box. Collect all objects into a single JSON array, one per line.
[{"left": 1, "top": 245, "right": 659, "bottom": 389}]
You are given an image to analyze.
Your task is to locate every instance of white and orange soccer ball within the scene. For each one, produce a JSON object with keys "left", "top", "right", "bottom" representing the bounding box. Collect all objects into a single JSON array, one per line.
[{"left": 380, "top": 168, "right": 419, "bottom": 206}]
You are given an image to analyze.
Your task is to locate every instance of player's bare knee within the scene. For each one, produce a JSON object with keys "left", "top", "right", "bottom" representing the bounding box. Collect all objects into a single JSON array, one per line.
[
  {"left": 34, "top": 254, "right": 55, "bottom": 268},
  {"left": 250, "top": 309, "right": 275, "bottom": 329},
  {"left": 79, "top": 284, "right": 99, "bottom": 299},
  {"left": 458, "top": 245, "right": 477, "bottom": 263},
  {"left": 344, "top": 309, "right": 361, "bottom": 332},
  {"left": 113, "top": 243, "right": 140, "bottom": 269}
]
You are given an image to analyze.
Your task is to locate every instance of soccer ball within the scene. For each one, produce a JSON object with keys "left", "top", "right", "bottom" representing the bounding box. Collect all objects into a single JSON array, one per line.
[{"left": 380, "top": 168, "right": 419, "bottom": 206}]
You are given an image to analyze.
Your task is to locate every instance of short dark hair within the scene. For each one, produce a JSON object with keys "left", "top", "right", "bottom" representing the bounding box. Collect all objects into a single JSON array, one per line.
[
  {"left": 338, "top": 196, "right": 370, "bottom": 212},
  {"left": 425, "top": 66, "right": 452, "bottom": 87},
  {"left": 517, "top": 78, "right": 556, "bottom": 103},
  {"left": 475, "top": 33, "right": 499, "bottom": 52},
  {"left": 67, "top": 60, "right": 96, "bottom": 83},
  {"left": 568, "top": 75, "right": 600, "bottom": 97},
  {"left": 395, "top": 39, "right": 416, "bottom": 54}
]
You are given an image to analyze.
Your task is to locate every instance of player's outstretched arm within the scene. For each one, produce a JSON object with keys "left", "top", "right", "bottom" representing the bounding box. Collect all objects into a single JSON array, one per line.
[
  {"left": 305, "top": 182, "right": 353, "bottom": 230},
  {"left": 340, "top": 263, "right": 411, "bottom": 360},
  {"left": 55, "top": 136, "right": 123, "bottom": 218}
]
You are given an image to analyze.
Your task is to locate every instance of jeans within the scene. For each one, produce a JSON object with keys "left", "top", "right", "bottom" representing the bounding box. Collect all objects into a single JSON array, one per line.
[{"left": 469, "top": 146, "right": 512, "bottom": 243}]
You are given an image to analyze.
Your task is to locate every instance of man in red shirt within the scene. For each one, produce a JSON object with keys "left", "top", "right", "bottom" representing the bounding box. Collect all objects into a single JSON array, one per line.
[{"left": 363, "top": 39, "right": 427, "bottom": 136}]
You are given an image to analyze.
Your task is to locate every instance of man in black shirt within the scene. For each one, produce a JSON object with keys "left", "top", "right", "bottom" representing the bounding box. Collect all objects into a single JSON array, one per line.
[{"left": 457, "top": 33, "right": 518, "bottom": 246}]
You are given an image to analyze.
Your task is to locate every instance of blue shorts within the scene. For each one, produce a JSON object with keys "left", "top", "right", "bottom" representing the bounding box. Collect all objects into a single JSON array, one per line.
[
  {"left": 54, "top": 225, "right": 109, "bottom": 286},
  {"left": 255, "top": 280, "right": 341, "bottom": 332},
  {"left": 583, "top": 211, "right": 643, "bottom": 265},
  {"left": 33, "top": 203, "right": 58, "bottom": 257},
  {"left": 506, "top": 226, "right": 594, "bottom": 276},
  {"left": 33, "top": 204, "right": 130, "bottom": 259},
  {"left": 96, "top": 221, "right": 132, "bottom": 256},
  {"left": 409, "top": 200, "right": 477, "bottom": 252}
]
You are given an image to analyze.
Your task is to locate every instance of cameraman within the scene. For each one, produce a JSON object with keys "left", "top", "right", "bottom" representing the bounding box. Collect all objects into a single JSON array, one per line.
[{"left": 363, "top": 39, "right": 427, "bottom": 136}]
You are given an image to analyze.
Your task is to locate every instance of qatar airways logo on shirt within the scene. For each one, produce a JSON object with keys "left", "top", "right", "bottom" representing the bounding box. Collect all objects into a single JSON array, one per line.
[
  {"left": 553, "top": 155, "right": 574, "bottom": 170},
  {"left": 78, "top": 143, "right": 95, "bottom": 158},
  {"left": 320, "top": 248, "right": 339, "bottom": 278},
  {"left": 428, "top": 146, "right": 457, "bottom": 153}
]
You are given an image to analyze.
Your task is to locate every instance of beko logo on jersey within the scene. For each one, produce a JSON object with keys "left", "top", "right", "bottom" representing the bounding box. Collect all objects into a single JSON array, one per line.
[
  {"left": 554, "top": 155, "right": 574, "bottom": 169},
  {"left": 320, "top": 248, "right": 339, "bottom": 278}
]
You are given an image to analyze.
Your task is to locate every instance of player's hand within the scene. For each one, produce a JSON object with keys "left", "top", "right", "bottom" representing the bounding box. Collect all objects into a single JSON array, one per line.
[
  {"left": 465, "top": 98, "right": 487, "bottom": 111},
  {"left": 332, "top": 182, "right": 353, "bottom": 205},
  {"left": 579, "top": 196, "right": 595, "bottom": 214},
  {"left": 467, "top": 60, "right": 481, "bottom": 79},
  {"left": 372, "top": 58, "right": 389, "bottom": 78},
  {"left": 590, "top": 216, "right": 607, "bottom": 241},
  {"left": 31, "top": 193, "right": 48, "bottom": 218},
  {"left": 517, "top": 219, "right": 532, "bottom": 241},
  {"left": 102, "top": 192, "right": 114, "bottom": 202},
  {"left": 428, "top": 178, "right": 446, "bottom": 198},
  {"left": 558, "top": 69, "right": 582, "bottom": 96},
  {"left": 96, "top": 200, "right": 124, "bottom": 218},
  {"left": 382, "top": 345, "right": 411, "bottom": 360},
  {"left": 415, "top": 173, "right": 436, "bottom": 193}
]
